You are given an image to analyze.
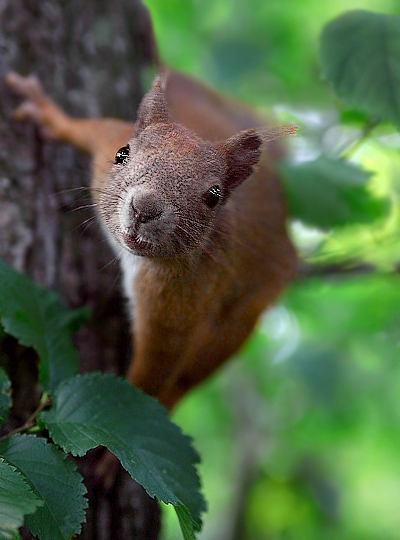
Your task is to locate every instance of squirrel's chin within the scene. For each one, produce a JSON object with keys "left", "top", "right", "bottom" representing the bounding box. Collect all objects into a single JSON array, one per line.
[
  {"left": 121, "top": 232, "right": 180, "bottom": 258},
  {"left": 123, "top": 232, "right": 150, "bottom": 250},
  {"left": 122, "top": 232, "right": 156, "bottom": 256}
]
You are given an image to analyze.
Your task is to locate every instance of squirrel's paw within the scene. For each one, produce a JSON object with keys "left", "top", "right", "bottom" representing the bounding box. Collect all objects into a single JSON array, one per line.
[
  {"left": 6, "top": 73, "right": 46, "bottom": 120},
  {"left": 6, "top": 72, "right": 61, "bottom": 139}
]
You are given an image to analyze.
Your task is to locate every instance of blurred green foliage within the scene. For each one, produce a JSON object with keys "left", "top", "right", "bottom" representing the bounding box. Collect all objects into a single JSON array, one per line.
[
  {"left": 144, "top": 0, "right": 398, "bottom": 107},
  {"left": 143, "top": 1, "right": 400, "bottom": 539},
  {"left": 280, "top": 156, "right": 385, "bottom": 229},
  {"left": 320, "top": 11, "right": 400, "bottom": 129}
]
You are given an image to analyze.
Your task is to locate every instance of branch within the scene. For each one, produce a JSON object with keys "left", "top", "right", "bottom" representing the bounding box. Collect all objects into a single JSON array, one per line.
[{"left": 298, "top": 260, "right": 378, "bottom": 278}]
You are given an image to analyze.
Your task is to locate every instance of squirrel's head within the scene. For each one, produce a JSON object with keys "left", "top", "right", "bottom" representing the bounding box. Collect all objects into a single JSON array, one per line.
[{"left": 100, "top": 71, "right": 295, "bottom": 259}]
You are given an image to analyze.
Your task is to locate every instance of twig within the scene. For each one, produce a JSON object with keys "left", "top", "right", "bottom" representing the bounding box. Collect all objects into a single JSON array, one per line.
[
  {"left": 0, "top": 394, "right": 51, "bottom": 441},
  {"left": 339, "top": 119, "right": 380, "bottom": 160}
]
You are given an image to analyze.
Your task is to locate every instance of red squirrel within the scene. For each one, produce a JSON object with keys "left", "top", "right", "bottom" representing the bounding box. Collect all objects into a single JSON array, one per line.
[{"left": 6, "top": 69, "right": 297, "bottom": 410}]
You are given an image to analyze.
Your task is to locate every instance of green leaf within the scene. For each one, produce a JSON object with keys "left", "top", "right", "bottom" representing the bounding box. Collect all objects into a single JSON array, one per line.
[
  {"left": 0, "top": 369, "right": 12, "bottom": 429},
  {"left": 40, "top": 373, "right": 206, "bottom": 531},
  {"left": 280, "top": 155, "right": 387, "bottom": 229},
  {"left": 320, "top": 10, "right": 400, "bottom": 129},
  {"left": 0, "top": 259, "right": 90, "bottom": 391},
  {"left": 0, "top": 531, "right": 21, "bottom": 540},
  {"left": 175, "top": 504, "right": 198, "bottom": 540},
  {"left": 0, "top": 457, "right": 43, "bottom": 540},
  {"left": 0, "top": 435, "right": 87, "bottom": 540}
]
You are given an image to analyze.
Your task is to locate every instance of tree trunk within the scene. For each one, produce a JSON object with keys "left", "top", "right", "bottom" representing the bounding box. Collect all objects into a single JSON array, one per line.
[{"left": 0, "top": 0, "right": 161, "bottom": 537}]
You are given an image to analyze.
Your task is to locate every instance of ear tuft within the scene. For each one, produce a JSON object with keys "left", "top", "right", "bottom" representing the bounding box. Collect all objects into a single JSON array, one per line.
[
  {"left": 220, "top": 124, "right": 297, "bottom": 192},
  {"left": 135, "top": 70, "right": 171, "bottom": 134},
  {"left": 220, "top": 129, "right": 263, "bottom": 192}
]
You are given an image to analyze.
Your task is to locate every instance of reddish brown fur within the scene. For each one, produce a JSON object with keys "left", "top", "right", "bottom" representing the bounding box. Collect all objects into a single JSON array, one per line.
[{"left": 6, "top": 70, "right": 297, "bottom": 410}]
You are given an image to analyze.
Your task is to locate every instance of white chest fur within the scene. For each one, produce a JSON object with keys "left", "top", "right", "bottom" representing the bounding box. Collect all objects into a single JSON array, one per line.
[
  {"left": 105, "top": 232, "right": 142, "bottom": 311},
  {"left": 118, "top": 249, "right": 143, "bottom": 308}
]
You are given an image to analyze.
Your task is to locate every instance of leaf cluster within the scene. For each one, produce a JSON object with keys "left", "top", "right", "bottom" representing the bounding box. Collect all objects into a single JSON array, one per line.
[
  {"left": 278, "top": 10, "right": 400, "bottom": 254},
  {"left": 0, "top": 260, "right": 205, "bottom": 540}
]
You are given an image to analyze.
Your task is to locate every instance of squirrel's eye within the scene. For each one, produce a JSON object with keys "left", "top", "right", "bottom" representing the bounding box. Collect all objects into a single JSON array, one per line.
[
  {"left": 202, "top": 185, "right": 222, "bottom": 208},
  {"left": 115, "top": 144, "right": 130, "bottom": 165}
]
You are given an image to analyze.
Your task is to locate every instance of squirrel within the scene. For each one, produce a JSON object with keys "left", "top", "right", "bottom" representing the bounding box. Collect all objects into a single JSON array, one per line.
[{"left": 5, "top": 69, "right": 297, "bottom": 410}]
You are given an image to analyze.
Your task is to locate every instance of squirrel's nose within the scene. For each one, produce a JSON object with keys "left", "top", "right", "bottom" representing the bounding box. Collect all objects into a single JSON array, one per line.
[
  {"left": 136, "top": 208, "right": 162, "bottom": 223},
  {"left": 131, "top": 197, "right": 162, "bottom": 224}
]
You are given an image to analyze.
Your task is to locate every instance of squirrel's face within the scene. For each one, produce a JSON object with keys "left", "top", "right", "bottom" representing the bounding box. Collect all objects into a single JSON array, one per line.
[
  {"left": 98, "top": 72, "right": 264, "bottom": 259},
  {"left": 101, "top": 124, "right": 231, "bottom": 258}
]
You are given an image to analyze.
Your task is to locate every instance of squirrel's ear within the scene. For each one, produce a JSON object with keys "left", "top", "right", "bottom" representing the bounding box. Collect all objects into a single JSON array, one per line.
[
  {"left": 219, "top": 129, "right": 263, "bottom": 192},
  {"left": 135, "top": 71, "right": 171, "bottom": 134},
  {"left": 219, "top": 125, "right": 297, "bottom": 192}
]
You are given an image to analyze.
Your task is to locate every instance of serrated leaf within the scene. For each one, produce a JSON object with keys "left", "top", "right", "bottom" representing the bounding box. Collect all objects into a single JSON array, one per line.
[
  {"left": 280, "top": 155, "right": 387, "bottom": 229},
  {"left": 0, "top": 435, "right": 87, "bottom": 540},
  {"left": 40, "top": 373, "right": 206, "bottom": 531},
  {"left": 320, "top": 11, "right": 400, "bottom": 129},
  {"left": 0, "top": 457, "right": 43, "bottom": 540},
  {"left": 0, "top": 259, "right": 90, "bottom": 391},
  {"left": 0, "top": 368, "right": 12, "bottom": 429},
  {"left": 175, "top": 504, "right": 198, "bottom": 540}
]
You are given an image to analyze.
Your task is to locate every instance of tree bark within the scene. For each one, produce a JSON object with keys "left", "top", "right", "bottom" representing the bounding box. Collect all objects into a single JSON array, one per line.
[{"left": 0, "top": 0, "right": 161, "bottom": 537}]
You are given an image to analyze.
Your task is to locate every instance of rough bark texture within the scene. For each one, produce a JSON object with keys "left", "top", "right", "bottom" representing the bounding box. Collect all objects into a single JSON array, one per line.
[{"left": 0, "top": 0, "right": 161, "bottom": 537}]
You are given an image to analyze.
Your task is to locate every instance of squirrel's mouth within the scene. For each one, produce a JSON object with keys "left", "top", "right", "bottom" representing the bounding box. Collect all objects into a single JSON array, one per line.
[{"left": 122, "top": 232, "right": 153, "bottom": 253}]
